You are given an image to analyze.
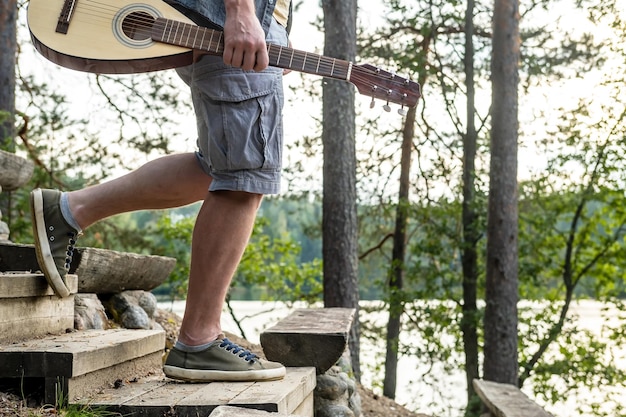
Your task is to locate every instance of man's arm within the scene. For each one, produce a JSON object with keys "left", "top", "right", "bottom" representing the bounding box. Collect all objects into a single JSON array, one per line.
[{"left": 222, "top": 0, "right": 269, "bottom": 72}]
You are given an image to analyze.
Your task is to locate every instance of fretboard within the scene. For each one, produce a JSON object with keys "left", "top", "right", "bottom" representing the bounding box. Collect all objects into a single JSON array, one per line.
[{"left": 152, "top": 17, "right": 351, "bottom": 81}]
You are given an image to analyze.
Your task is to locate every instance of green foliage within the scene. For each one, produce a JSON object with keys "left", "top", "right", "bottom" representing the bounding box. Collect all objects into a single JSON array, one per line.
[
  {"left": 236, "top": 216, "right": 323, "bottom": 303},
  {"left": 141, "top": 198, "right": 324, "bottom": 304}
]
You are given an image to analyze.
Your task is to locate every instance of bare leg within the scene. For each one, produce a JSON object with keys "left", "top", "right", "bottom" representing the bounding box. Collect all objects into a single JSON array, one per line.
[
  {"left": 67, "top": 153, "right": 211, "bottom": 230},
  {"left": 177, "top": 190, "right": 263, "bottom": 346},
  {"left": 64, "top": 151, "right": 262, "bottom": 345}
]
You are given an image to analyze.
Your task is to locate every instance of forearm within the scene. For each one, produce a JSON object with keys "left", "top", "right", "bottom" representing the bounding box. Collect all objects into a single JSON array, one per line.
[
  {"left": 223, "top": 0, "right": 256, "bottom": 16},
  {"left": 222, "top": 0, "right": 268, "bottom": 71}
]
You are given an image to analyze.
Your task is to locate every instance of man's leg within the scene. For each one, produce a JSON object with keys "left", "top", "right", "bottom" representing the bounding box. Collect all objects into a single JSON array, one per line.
[
  {"left": 31, "top": 153, "right": 211, "bottom": 297},
  {"left": 177, "top": 190, "right": 262, "bottom": 346},
  {"left": 163, "top": 188, "right": 285, "bottom": 382},
  {"left": 68, "top": 153, "right": 211, "bottom": 229}
]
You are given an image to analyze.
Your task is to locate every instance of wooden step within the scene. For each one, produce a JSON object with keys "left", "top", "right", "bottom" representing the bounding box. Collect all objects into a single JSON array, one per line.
[
  {"left": 260, "top": 308, "right": 356, "bottom": 374},
  {"left": 0, "top": 273, "right": 78, "bottom": 343},
  {"left": 0, "top": 328, "right": 165, "bottom": 405},
  {"left": 473, "top": 379, "right": 554, "bottom": 417},
  {"left": 79, "top": 367, "right": 316, "bottom": 417},
  {"left": 210, "top": 405, "right": 303, "bottom": 417},
  {"left": 0, "top": 242, "right": 174, "bottom": 294}
]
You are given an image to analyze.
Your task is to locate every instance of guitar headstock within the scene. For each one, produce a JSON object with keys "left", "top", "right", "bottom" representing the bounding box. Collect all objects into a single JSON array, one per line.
[{"left": 351, "top": 64, "right": 421, "bottom": 112}]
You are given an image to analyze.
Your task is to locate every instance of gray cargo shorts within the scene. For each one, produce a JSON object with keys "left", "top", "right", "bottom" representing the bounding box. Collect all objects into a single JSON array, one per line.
[{"left": 176, "top": 19, "right": 288, "bottom": 195}]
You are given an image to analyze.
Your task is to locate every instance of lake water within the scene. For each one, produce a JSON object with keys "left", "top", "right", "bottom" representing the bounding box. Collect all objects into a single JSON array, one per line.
[{"left": 157, "top": 299, "right": 626, "bottom": 417}]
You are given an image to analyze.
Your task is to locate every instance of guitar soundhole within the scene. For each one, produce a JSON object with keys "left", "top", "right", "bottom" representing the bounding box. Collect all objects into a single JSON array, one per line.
[{"left": 122, "top": 11, "right": 154, "bottom": 41}]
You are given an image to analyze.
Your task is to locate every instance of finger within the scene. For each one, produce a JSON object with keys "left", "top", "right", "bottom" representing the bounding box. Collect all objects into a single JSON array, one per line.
[
  {"left": 242, "top": 51, "right": 257, "bottom": 71},
  {"left": 223, "top": 47, "right": 233, "bottom": 67},
  {"left": 231, "top": 49, "right": 245, "bottom": 68},
  {"left": 254, "top": 49, "right": 269, "bottom": 72}
]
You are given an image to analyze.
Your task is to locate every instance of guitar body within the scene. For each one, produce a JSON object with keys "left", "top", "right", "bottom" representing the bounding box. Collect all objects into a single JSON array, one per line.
[{"left": 28, "top": 0, "right": 195, "bottom": 73}]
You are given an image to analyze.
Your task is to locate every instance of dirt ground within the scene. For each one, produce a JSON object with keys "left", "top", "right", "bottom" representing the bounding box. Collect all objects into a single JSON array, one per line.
[{"left": 0, "top": 309, "right": 431, "bottom": 417}]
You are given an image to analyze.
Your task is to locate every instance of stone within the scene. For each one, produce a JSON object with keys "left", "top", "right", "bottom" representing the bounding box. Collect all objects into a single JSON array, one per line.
[
  {"left": 316, "top": 374, "right": 348, "bottom": 401},
  {"left": 103, "top": 290, "right": 158, "bottom": 330},
  {"left": 74, "top": 293, "right": 109, "bottom": 330},
  {"left": 121, "top": 304, "right": 151, "bottom": 329}
]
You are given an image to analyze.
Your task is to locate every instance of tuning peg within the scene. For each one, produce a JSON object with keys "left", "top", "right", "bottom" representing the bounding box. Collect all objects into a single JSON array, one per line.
[
  {"left": 398, "top": 106, "right": 407, "bottom": 116},
  {"left": 383, "top": 102, "right": 391, "bottom": 112},
  {"left": 370, "top": 98, "right": 376, "bottom": 109}
]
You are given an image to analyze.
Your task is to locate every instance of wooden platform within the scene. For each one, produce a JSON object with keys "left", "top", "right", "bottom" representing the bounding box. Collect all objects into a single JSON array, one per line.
[
  {"left": 473, "top": 379, "right": 554, "bottom": 417},
  {"left": 260, "top": 308, "right": 355, "bottom": 374},
  {"left": 0, "top": 328, "right": 165, "bottom": 404},
  {"left": 0, "top": 273, "right": 78, "bottom": 343},
  {"left": 79, "top": 367, "right": 316, "bottom": 417}
]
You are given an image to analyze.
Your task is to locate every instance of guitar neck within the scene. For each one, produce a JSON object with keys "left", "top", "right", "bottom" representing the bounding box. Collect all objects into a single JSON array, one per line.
[{"left": 152, "top": 18, "right": 352, "bottom": 81}]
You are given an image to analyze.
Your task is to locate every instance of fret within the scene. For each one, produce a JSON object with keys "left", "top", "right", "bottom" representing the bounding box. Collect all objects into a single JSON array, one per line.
[
  {"left": 276, "top": 45, "right": 283, "bottom": 67},
  {"left": 163, "top": 20, "right": 172, "bottom": 43},
  {"left": 330, "top": 58, "right": 336, "bottom": 77},
  {"left": 199, "top": 28, "right": 206, "bottom": 51},
  {"left": 181, "top": 23, "right": 189, "bottom": 46},
  {"left": 192, "top": 26, "right": 198, "bottom": 49},
  {"left": 315, "top": 55, "right": 321, "bottom": 74},
  {"left": 216, "top": 32, "right": 223, "bottom": 53},
  {"left": 289, "top": 49, "right": 294, "bottom": 68},
  {"left": 302, "top": 52, "right": 307, "bottom": 71},
  {"left": 173, "top": 21, "right": 182, "bottom": 45},
  {"left": 208, "top": 30, "right": 215, "bottom": 52}
]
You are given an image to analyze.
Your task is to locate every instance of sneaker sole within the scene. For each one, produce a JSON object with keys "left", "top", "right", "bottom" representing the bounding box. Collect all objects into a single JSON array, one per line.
[
  {"left": 30, "top": 189, "right": 71, "bottom": 298},
  {"left": 163, "top": 364, "right": 286, "bottom": 382}
]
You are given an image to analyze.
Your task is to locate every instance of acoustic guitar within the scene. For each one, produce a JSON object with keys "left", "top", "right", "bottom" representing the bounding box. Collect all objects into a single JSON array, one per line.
[{"left": 27, "top": 0, "right": 421, "bottom": 110}]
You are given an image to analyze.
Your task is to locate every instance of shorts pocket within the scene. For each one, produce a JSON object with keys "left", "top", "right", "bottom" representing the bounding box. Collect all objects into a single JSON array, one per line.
[{"left": 194, "top": 68, "right": 284, "bottom": 172}]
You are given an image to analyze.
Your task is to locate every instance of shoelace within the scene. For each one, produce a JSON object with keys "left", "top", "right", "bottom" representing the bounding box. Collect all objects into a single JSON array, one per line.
[
  {"left": 64, "top": 231, "right": 80, "bottom": 270},
  {"left": 219, "top": 338, "right": 259, "bottom": 363}
]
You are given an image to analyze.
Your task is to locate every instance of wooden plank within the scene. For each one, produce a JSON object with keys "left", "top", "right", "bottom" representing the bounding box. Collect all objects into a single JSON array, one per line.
[
  {"left": 76, "top": 377, "right": 167, "bottom": 405},
  {"left": 0, "top": 293, "right": 74, "bottom": 343},
  {"left": 0, "top": 242, "right": 173, "bottom": 294},
  {"left": 473, "top": 379, "right": 554, "bottom": 417},
  {"left": 177, "top": 380, "right": 256, "bottom": 405},
  {"left": 0, "top": 329, "right": 164, "bottom": 377},
  {"left": 229, "top": 367, "right": 316, "bottom": 414},
  {"left": 0, "top": 273, "right": 78, "bottom": 298},
  {"left": 74, "top": 247, "right": 174, "bottom": 294},
  {"left": 290, "top": 391, "right": 313, "bottom": 417},
  {"left": 65, "top": 351, "right": 163, "bottom": 402},
  {"left": 210, "top": 405, "right": 302, "bottom": 417},
  {"left": 115, "top": 381, "right": 211, "bottom": 417},
  {"left": 260, "top": 308, "right": 355, "bottom": 374},
  {"left": 83, "top": 368, "right": 316, "bottom": 417}
]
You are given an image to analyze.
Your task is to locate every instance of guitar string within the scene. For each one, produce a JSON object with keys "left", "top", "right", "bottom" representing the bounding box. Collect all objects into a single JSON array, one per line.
[{"left": 57, "top": 0, "right": 419, "bottom": 104}]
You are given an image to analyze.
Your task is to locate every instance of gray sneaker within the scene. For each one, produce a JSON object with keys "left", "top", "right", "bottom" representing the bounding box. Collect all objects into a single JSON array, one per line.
[
  {"left": 163, "top": 336, "right": 286, "bottom": 382},
  {"left": 30, "top": 188, "right": 82, "bottom": 298}
]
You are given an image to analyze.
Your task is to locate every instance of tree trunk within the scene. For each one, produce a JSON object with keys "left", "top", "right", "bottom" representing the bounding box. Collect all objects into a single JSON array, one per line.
[
  {"left": 382, "top": 104, "right": 415, "bottom": 399},
  {"left": 321, "top": 0, "right": 360, "bottom": 380},
  {"left": 484, "top": 0, "right": 520, "bottom": 385},
  {"left": 0, "top": 0, "right": 17, "bottom": 229},
  {"left": 0, "top": 0, "right": 16, "bottom": 148},
  {"left": 461, "top": 0, "right": 481, "bottom": 414}
]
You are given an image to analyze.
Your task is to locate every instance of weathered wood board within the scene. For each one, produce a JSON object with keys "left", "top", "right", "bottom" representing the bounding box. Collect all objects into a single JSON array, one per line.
[
  {"left": 0, "top": 328, "right": 164, "bottom": 377},
  {"left": 260, "top": 308, "right": 355, "bottom": 374},
  {"left": 473, "top": 379, "right": 554, "bottom": 417},
  {"left": 81, "top": 367, "right": 316, "bottom": 417},
  {"left": 210, "top": 405, "right": 302, "bottom": 417},
  {"left": 0, "top": 273, "right": 78, "bottom": 343},
  {"left": 0, "top": 242, "right": 174, "bottom": 293}
]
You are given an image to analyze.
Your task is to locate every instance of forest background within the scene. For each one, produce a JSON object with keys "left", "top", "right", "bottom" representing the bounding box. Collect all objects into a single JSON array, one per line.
[{"left": 2, "top": 0, "right": 626, "bottom": 416}]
